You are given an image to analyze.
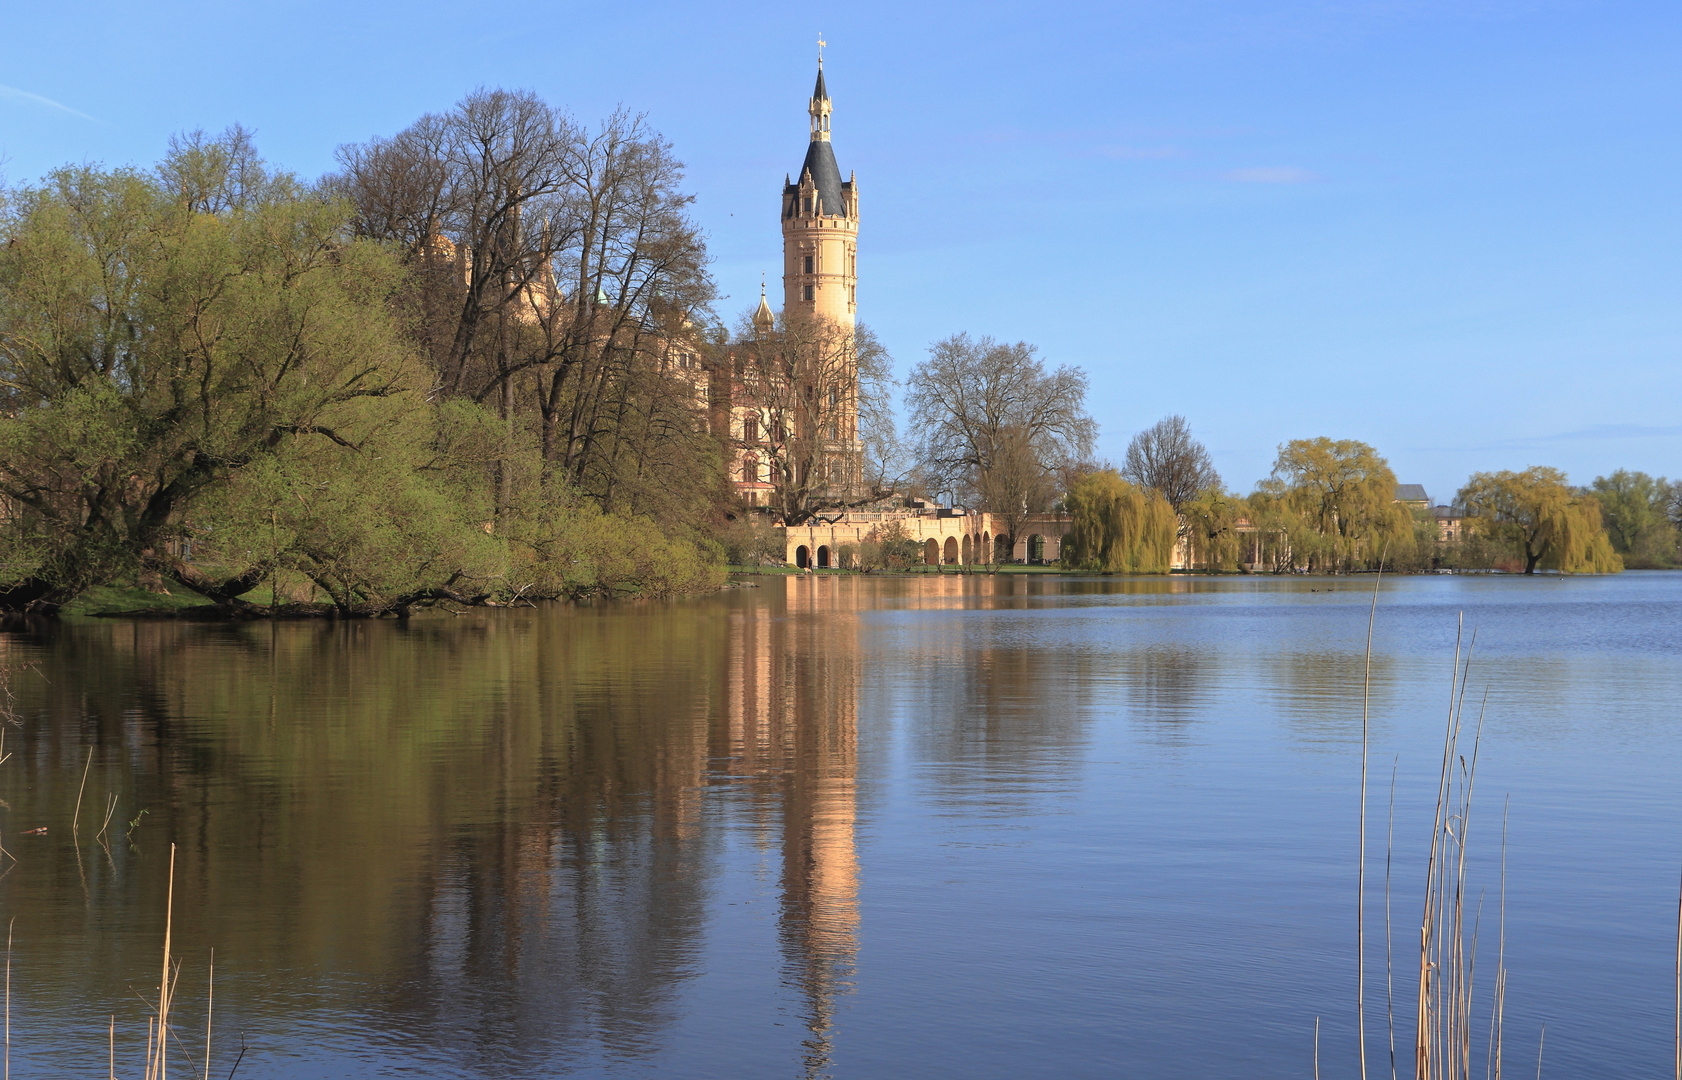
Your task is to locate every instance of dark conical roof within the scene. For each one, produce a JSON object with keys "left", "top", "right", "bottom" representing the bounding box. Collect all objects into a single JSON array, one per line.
[
  {"left": 813, "top": 64, "right": 829, "bottom": 102},
  {"left": 792, "top": 139, "right": 848, "bottom": 217}
]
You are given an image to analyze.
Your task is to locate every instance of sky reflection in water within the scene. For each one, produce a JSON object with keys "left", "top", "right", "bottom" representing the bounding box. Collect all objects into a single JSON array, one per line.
[{"left": 1, "top": 572, "right": 1679, "bottom": 1078}]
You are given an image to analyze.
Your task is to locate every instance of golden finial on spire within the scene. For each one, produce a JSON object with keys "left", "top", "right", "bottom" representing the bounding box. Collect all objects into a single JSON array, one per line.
[{"left": 818, "top": 34, "right": 826, "bottom": 65}]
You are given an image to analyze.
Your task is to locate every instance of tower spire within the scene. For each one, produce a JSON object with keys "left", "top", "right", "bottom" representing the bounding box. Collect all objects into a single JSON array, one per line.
[{"left": 809, "top": 41, "right": 832, "bottom": 142}]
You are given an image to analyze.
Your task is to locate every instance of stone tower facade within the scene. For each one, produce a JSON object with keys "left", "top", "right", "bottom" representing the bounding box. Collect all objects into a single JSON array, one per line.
[
  {"left": 723, "top": 59, "right": 864, "bottom": 513},
  {"left": 782, "top": 62, "right": 858, "bottom": 329}
]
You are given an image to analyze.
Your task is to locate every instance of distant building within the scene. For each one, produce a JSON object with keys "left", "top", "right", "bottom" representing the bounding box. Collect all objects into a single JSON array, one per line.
[
  {"left": 1432, "top": 505, "right": 1468, "bottom": 544},
  {"left": 1394, "top": 484, "right": 1430, "bottom": 511}
]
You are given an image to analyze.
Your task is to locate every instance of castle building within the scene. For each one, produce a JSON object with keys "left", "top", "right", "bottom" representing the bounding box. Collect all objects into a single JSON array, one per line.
[
  {"left": 726, "top": 60, "right": 864, "bottom": 510},
  {"left": 781, "top": 63, "right": 859, "bottom": 332}
]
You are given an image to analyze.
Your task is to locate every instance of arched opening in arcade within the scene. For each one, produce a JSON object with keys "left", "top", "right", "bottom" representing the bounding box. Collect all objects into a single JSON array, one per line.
[
  {"left": 795, "top": 545, "right": 810, "bottom": 569},
  {"left": 816, "top": 545, "right": 831, "bottom": 569},
  {"left": 961, "top": 535, "right": 972, "bottom": 564},
  {"left": 980, "top": 532, "right": 990, "bottom": 563},
  {"left": 943, "top": 537, "right": 959, "bottom": 564},
  {"left": 924, "top": 538, "right": 940, "bottom": 566},
  {"left": 1028, "top": 534, "right": 1045, "bottom": 564},
  {"left": 995, "top": 534, "right": 1011, "bottom": 562}
]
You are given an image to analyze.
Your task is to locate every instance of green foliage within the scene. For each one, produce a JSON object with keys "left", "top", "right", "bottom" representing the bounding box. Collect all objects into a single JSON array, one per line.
[
  {"left": 858, "top": 520, "right": 923, "bottom": 570},
  {"left": 1458, "top": 467, "right": 1622, "bottom": 574},
  {"left": 507, "top": 496, "right": 724, "bottom": 600},
  {"left": 1589, "top": 470, "right": 1677, "bottom": 567},
  {"left": 1255, "top": 438, "right": 1414, "bottom": 572},
  {"left": 0, "top": 150, "right": 415, "bottom": 608},
  {"left": 0, "top": 133, "right": 727, "bottom": 614},
  {"left": 1060, "top": 470, "right": 1178, "bottom": 574},
  {"left": 711, "top": 516, "right": 788, "bottom": 567},
  {"left": 1181, "top": 487, "right": 1245, "bottom": 572}
]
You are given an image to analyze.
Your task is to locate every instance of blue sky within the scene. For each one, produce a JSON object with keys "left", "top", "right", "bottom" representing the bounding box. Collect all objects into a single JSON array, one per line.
[{"left": 3, "top": 1, "right": 1677, "bottom": 501}]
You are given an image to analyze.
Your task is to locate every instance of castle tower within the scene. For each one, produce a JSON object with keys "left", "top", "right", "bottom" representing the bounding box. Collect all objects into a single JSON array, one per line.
[{"left": 782, "top": 60, "right": 858, "bottom": 329}]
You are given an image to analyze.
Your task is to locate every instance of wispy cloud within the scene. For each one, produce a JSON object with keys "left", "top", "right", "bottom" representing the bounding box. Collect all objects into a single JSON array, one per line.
[
  {"left": 0, "top": 83, "right": 96, "bottom": 122},
  {"left": 1096, "top": 145, "right": 1186, "bottom": 161},
  {"left": 1223, "top": 166, "right": 1318, "bottom": 184},
  {"left": 1511, "top": 423, "right": 1682, "bottom": 444}
]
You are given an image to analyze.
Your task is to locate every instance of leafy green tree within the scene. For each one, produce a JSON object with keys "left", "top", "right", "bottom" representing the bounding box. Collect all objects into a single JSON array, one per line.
[
  {"left": 0, "top": 148, "right": 420, "bottom": 611},
  {"left": 1458, "top": 467, "right": 1622, "bottom": 574},
  {"left": 1589, "top": 470, "right": 1676, "bottom": 567},
  {"left": 1256, "top": 438, "right": 1414, "bottom": 572},
  {"left": 1060, "top": 470, "right": 1178, "bottom": 574},
  {"left": 1182, "top": 487, "right": 1246, "bottom": 571}
]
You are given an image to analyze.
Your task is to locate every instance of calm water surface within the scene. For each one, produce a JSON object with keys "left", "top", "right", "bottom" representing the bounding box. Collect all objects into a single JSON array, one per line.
[{"left": 2, "top": 573, "right": 1680, "bottom": 1078}]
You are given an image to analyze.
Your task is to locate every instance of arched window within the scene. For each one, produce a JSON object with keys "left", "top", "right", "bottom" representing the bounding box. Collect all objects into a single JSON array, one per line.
[
  {"left": 742, "top": 454, "right": 760, "bottom": 484},
  {"left": 742, "top": 415, "right": 758, "bottom": 443}
]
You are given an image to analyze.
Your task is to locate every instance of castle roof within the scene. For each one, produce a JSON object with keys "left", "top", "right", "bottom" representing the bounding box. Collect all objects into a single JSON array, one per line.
[
  {"left": 789, "top": 139, "right": 851, "bottom": 217},
  {"left": 813, "top": 65, "right": 828, "bottom": 102}
]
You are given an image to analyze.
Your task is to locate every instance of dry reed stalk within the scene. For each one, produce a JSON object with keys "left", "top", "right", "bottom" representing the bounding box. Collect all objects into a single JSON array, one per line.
[
  {"left": 204, "top": 948, "right": 213, "bottom": 1080},
  {"left": 97, "top": 793, "right": 118, "bottom": 845},
  {"left": 72, "top": 748, "right": 93, "bottom": 844},
  {"left": 5, "top": 918, "right": 10, "bottom": 1080},
  {"left": 110, "top": 1015, "right": 115, "bottom": 1080},
  {"left": 1488, "top": 798, "right": 1508, "bottom": 1080},
  {"left": 1315, "top": 1015, "right": 1321, "bottom": 1080},
  {"left": 1534, "top": 1023, "right": 1544, "bottom": 1080},
  {"left": 1416, "top": 618, "right": 1493, "bottom": 1080},
  {"left": 151, "top": 843, "right": 176, "bottom": 1080}
]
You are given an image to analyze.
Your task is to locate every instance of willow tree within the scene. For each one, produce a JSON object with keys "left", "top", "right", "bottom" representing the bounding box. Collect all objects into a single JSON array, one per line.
[
  {"left": 1060, "top": 470, "right": 1178, "bottom": 574},
  {"left": 1459, "top": 467, "right": 1621, "bottom": 574},
  {"left": 1181, "top": 487, "right": 1246, "bottom": 572},
  {"left": 1257, "top": 438, "right": 1414, "bottom": 572},
  {"left": 0, "top": 146, "right": 462, "bottom": 613}
]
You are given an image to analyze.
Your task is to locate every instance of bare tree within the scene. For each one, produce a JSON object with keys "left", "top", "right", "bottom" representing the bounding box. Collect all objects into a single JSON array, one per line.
[
  {"left": 332, "top": 92, "right": 717, "bottom": 521},
  {"left": 975, "top": 424, "right": 1058, "bottom": 554},
  {"left": 1120, "top": 415, "right": 1220, "bottom": 513},
  {"left": 903, "top": 333, "right": 1095, "bottom": 551},
  {"left": 727, "top": 312, "right": 893, "bottom": 525}
]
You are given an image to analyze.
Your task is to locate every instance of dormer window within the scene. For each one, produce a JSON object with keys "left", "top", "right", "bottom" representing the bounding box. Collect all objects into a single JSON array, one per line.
[{"left": 803, "top": 197, "right": 812, "bottom": 213}]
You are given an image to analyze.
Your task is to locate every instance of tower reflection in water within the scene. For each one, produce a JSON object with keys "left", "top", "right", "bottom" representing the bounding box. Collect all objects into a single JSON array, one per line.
[{"left": 717, "top": 578, "right": 861, "bottom": 1078}]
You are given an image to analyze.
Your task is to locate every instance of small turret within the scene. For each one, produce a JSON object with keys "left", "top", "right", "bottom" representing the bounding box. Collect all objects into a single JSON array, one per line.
[{"left": 752, "top": 276, "right": 775, "bottom": 335}]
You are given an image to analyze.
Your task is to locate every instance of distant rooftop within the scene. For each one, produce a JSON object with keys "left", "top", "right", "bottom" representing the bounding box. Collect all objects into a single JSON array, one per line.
[{"left": 1394, "top": 483, "right": 1429, "bottom": 503}]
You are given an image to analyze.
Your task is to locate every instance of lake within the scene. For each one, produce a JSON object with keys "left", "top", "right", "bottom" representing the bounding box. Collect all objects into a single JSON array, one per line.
[{"left": 1, "top": 571, "right": 1679, "bottom": 1078}]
